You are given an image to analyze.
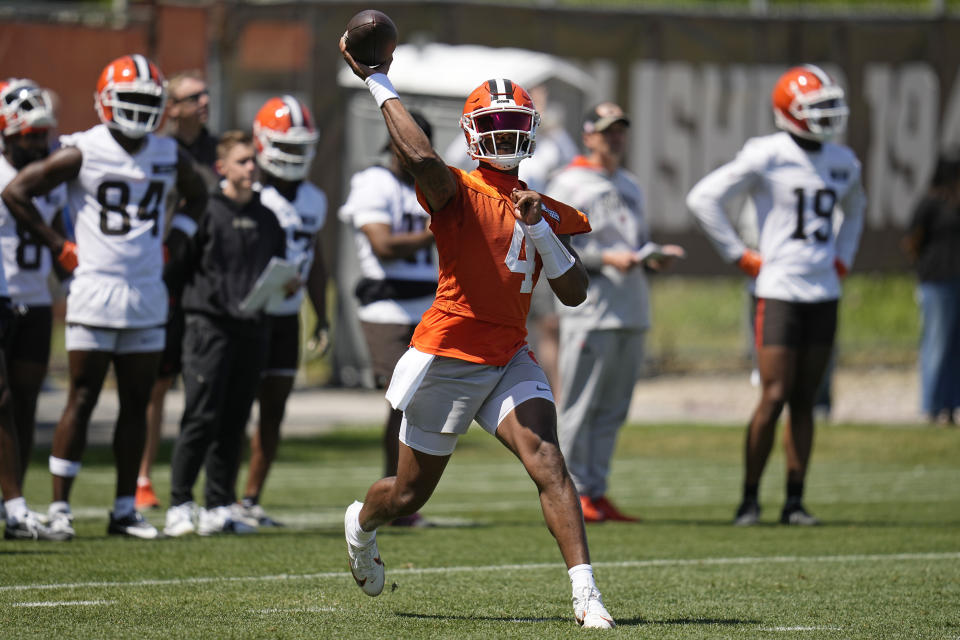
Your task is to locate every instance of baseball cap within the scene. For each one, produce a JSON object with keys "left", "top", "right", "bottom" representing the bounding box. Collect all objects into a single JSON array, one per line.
[{"left": 582, "top": 102, "right": 630, "bottom": 133}]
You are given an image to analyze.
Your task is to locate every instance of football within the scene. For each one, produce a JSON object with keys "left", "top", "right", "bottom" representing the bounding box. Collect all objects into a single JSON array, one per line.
[{"left": 344, "top": 9, "right": 398, "bottom": 67}]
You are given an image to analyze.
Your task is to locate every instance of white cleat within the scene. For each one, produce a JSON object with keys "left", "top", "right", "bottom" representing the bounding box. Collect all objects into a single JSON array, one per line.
[
  {"left": 47, "top": 507, "right": 75, "bottom": 540},
  {"left": 163, "top": 502, "right": 197, "bottom": 537},
  {"left": 344, "top": 502, "right": 385, "bottom": 596},
  {"left": 573, "top": 586, "right": 616, "bottom": 629},
  {"left": 197, "top": 505, "right": 257, "bottom": 536}
]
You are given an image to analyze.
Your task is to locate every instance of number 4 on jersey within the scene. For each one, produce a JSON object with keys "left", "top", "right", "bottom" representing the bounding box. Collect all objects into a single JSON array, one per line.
[{"left": 505, "top": 220, "right": 535, "bottom": 293}]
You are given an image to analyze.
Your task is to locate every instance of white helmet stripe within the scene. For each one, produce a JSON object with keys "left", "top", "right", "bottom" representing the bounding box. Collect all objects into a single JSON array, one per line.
[
  {"left": 802, "top": 64, "right": 832, "bottom": 86},
  {"left": 132, "top": 54, "right": 151, "bottom": 81},
  {"left": 282, "top": 95, "right": 303, "bottom": 127}
]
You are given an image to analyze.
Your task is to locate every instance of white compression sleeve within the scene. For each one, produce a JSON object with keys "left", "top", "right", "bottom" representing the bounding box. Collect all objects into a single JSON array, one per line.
[{"left": 525, "top": 218, "right": 575, "bottom": 279}]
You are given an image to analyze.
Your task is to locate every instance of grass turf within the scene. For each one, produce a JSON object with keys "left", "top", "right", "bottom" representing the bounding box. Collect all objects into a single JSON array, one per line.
[{"left": 3, "top": 421, "right": 958, "bottom": 639}]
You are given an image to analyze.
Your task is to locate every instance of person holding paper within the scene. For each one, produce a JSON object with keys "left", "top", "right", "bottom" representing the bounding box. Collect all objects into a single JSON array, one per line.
[
  {"left": 163, "top": 130, "right": 286, "bottom": 537},
  {"left": 546, "top": 102, "right": 684, "bottom": 523}
]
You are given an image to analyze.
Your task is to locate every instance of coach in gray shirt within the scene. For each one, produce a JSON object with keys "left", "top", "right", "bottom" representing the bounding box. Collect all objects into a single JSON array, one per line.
[{"left": 547, "top": 102, "right": 684, "bottom": 523}]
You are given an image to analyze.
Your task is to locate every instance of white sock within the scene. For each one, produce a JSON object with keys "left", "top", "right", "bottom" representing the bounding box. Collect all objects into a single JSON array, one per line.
[
  {"left": 4, "top": 497, "right": 28, "bottom": 523},
  {"left": 568, "top": 563, "right": 597, "bottom": 593},
  {"left": 346, "top": 500, "right": 376, "bottom": 547},
  {"left": 137, "top": 476, "right": 151, "bottom": 487},
  {"left": 49, "top": 500, "right": 70, "bottom": 516},
  {"left": 113, "top": 495, "right": 135, "bottom": 519}
]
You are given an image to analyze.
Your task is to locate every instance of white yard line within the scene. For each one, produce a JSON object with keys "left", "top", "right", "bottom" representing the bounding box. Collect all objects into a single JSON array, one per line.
[
  {"left": 1, "top": 551, "right": 957, "bottom": 593},
  {"left": 12, "top": 600, "right": 116, "bottom": 607}
]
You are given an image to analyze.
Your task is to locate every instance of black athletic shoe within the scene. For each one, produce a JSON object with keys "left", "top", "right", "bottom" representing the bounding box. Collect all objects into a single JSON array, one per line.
[
  {"left": 780, "top": 503, "right": 820, "bottom": 526},
  {"left": 108, "top": 510, "right": 160, "bottom": 539},
  {"left": 733, "top": 500, "right": 761, "bottom": 526}
]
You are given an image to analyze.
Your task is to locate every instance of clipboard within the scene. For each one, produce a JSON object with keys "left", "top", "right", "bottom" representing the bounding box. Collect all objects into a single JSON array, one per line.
[{"left": 238, "top": 257, "right": 298, "bottom": 313}]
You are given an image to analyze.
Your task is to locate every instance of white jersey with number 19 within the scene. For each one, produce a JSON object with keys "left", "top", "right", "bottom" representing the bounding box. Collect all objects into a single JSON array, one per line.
[
  {"left": 59, "top": 124, "right": 177, "bottom": 328},
  {"left": 687, "top": 131, "right": 866, "bottom": 303}
]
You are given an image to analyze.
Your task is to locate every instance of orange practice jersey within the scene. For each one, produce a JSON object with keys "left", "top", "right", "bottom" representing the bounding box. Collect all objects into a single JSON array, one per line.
[{"left": 413, "top": 165, "right": 591, "bottom": 365}]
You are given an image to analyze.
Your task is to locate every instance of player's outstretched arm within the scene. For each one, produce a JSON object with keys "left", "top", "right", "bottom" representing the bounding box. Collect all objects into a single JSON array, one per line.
[
  {"left": 339, "top": 35, "right": 455, "bottom": 213},
  {"left": 1, "top": 146, "right": 81, "bottom": 256}
]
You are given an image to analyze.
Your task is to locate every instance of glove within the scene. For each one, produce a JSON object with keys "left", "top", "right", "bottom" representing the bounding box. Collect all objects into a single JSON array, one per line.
[
  {"left": 834, "top": 258, "right": 849, "bottom": 279},
  {"left": 306, "top": 322, "right": 330, "bottom": 358},
  {"left": 58, "top": 240, "right": 78, "bottom": 274},
  {"left": 736, "top": 249, "right": 762, "bottom": 279}
]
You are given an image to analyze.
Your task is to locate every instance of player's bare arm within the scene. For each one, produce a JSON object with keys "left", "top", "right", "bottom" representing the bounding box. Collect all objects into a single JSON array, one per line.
[
  {"left": 339, "top": 35, "right": 456, "bottom": 212},
  {"left": 1, "top": 145, "right": 82, "bottom": 254},
  {"left": 551, "top": 235, "right": 588, "bottom": 307},
  {"left": 361, "top": 222, "right": 434, "bottom": 261}
]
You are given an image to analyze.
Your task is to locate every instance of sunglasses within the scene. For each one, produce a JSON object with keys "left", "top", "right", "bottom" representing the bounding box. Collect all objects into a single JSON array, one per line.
[{"left": 173, "top": 89, "right": 209, "bottom": 104}]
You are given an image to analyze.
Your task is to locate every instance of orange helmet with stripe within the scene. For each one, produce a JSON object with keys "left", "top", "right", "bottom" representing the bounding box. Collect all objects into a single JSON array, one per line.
[
  {"left": 772, "top": 64, "right": 848, "bottom": 142},
  {"left": 460, "top": 78, "right": 539, "bottom": 170},
  {"left": 0, "top": 78, "right": 55, "bottom": 137},
  {"left": 253, "top": 95, "right": 319, "bottom": 181},
  {"left": 95, "top": 54, "right": 166, "bottom": 138}
]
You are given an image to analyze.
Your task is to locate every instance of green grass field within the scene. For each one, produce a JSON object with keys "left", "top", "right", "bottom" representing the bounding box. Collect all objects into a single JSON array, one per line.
[{"left": 4, "top": 421, "right": 958, "bottom": 639}]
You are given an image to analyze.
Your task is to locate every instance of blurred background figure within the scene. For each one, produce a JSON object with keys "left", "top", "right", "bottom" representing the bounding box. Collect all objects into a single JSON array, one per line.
[
  {"left": 0, "top": 79, "right": 67, "bottom": 496},
  {"left": 903, "top": 148, "right": 960, "bottom": 426},
  {"left": 338, "top": 110, "right": 437, "bottom": 527},
  {"left": 238, "top": 95, "right": 328, "bottom": 527},
  {"left": 548, "top": 102, "right": 684, "bottom": 524},
  {"left": 164, "top": 130, "right": 285, "bottom": 537},
  {"left": 137, "top": 69, "right": 220, "bottom": 512},
  {"left": 0, "top": 77, "right": 69, "bottom": 540},
  {"left": 1, "top": 54, "right": 208, "bottom": 540},
  {"left": 687, "top": 65, "right": 865, "bottom": 527}
]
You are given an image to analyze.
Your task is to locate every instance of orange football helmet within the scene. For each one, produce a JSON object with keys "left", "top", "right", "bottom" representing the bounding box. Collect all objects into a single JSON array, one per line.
[
  {"left": 772, "top": 64, "right": 848, "bottom": 142},
  {"left": 0, "top": 78, "right": 55, "bottom": 137},
  {"left": 253, "top": 95, "right": 319, "bottom": 181},
  {"left": 460, "top": 78, "right": 539, "bottom": 171},
  {"left": 94, "top": 54, "right": 166, "bottom": 138}
]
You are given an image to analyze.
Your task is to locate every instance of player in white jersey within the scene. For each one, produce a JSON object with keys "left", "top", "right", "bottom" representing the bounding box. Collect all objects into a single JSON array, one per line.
[
  {"left": 1, "top": 55, "right": 208, "bottom": 540},
  {"left": 687, "top": 64, "right": 865, "bottom": 526},
  {"left": 236, "top": 95, "right": 329, "bottom": 527},
  {"left": 339, "top": 110, "right": 437, "bottom": 526},
  {"left": 0, "top": 79, "right": 67, "bottom": 489},
  {"left": 0, "top": 79, "right": 69, "bottom": 540}
]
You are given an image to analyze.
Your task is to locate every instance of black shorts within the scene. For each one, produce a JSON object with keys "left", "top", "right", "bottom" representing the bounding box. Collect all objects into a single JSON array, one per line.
[
  {"left": 4, "top": 304, "right": 52, "bottom": 366},
  {"left": 158, "top": 301, "right": 186, "bottom": 377},
  {"left": 360, "top": 321, "right": 417, "bottom": 389},
  {"left": 263, "top": 313, "right": 300, "bottom": 377},
  {"left": 755, "top": 298, "right": 838, "bottom": 349}
]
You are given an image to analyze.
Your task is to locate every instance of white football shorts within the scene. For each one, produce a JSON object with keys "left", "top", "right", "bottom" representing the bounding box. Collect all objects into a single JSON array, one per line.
[
  {"left": 65, "top": 323, "right": 166, "bottom": 354},
  {"left": 389, "top": 346, "right": 555, "bottom": 456}
]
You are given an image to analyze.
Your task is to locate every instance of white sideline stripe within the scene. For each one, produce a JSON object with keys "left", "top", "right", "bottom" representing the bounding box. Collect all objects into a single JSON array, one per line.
[
  {"left": 12, "top": 600, "right": 115, "bottom": 607},
  {"left": 2, "top": 551, "right": 957, "bottom": 593},
  {"left": 760, "top": 627, "right": 841, "bottom": 632}
]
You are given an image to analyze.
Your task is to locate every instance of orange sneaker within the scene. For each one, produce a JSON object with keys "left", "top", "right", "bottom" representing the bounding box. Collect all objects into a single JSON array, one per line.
[
  {"left": 135, "top": 480, "right": 160, "bottom": 511},
  {"left": 593, "top": 496, "right": 639, "bottom": 523},
  {"left": 579, "top": 495, "right": 606, "bottom": 523}
]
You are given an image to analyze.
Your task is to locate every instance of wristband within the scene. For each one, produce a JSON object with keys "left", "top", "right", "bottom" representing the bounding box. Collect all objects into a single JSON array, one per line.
[
  {"left": 525, "top": 218, "right": 575, "bottom": 279},
  {"left": 365, "top": 73, "right": 399, "bottom": 107},
  {"left": 171, "top": 213, "right": 198, "bottom": 238}
]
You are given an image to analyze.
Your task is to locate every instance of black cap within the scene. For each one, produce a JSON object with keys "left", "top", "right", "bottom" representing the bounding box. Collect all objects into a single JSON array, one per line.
[{"left": 582, "top": 102, "right": 630, "bottom": 133}]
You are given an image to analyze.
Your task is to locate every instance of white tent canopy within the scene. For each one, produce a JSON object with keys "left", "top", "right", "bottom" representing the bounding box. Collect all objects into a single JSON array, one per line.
[{"left": 337, "top": 42, "right": 597, "bottom": 97}]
